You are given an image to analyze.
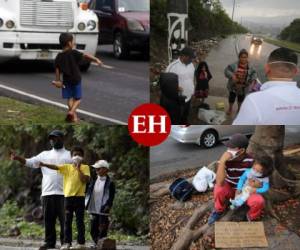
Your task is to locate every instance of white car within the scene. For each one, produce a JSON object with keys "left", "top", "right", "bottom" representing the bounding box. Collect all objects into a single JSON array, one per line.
[
  {"left": 171, "top": 125, "right": 255, "bottom": 148},
  {"left": 0, "top": 0, "right": 99, "bottom": 71}
]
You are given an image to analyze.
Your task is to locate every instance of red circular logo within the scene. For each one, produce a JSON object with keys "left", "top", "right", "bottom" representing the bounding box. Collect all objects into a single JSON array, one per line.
[{"left": 128, "top": 103, "right": 171, "bottom": 146}]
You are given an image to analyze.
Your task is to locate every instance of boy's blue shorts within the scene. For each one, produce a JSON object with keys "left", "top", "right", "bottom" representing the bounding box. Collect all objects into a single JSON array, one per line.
[{"left": 62, "top": 82, "right": 82, "bottom": 100}]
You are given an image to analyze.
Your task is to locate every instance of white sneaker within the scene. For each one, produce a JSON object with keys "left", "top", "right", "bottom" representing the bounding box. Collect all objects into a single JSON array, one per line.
[
  {"left": 60, "top": 243, "right": 71, "bottom": 250},
  {"left": 70, "top": 243, "right": 86, "bottom": 250},
  {"left": 89, "top": 243, "right": 97, "bottom": 249}
]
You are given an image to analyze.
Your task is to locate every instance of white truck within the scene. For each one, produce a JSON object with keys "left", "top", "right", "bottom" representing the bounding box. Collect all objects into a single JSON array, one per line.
[{"left": 0, "top": 0, "right": 99, "bottom": 71}]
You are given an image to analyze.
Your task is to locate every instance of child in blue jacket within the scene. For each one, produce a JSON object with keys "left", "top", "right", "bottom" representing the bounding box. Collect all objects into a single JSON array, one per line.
[{"left": 230, "top": 156, "right": 273, "bottom": 210}]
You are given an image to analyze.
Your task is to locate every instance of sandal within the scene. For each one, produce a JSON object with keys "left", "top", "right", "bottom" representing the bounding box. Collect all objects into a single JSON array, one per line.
[{"left": 65, "top": 112, "right": 74, "bottom": 122}]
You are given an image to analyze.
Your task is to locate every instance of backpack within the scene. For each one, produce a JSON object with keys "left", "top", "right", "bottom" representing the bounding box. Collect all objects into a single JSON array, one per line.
[{"left": 169, "top": 178, "right": 194, "bottom": 202}]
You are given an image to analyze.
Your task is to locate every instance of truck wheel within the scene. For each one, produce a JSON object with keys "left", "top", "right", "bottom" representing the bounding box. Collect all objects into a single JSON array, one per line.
[
  {"left": 80, "top": 62, "right": 91, "bottom": 72},
  {"left": 113, "top": 32, "right": 129, "bottom": 59}
]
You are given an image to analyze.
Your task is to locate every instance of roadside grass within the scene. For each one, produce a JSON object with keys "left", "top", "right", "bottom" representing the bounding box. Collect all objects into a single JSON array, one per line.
[
  {"left": 0, "top": 96, "right": 68, "bottom": 124},
  {"left": 264, "top": 37, "right": 300, "bottom": 53}
]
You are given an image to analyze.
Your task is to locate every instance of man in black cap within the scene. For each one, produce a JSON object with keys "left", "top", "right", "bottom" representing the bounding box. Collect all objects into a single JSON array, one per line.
[
  {"left": 208, "top": 134, "right": 254, "bottom": 225},
  {"left": 233, "top": 47, "right": 300, "bottom": 124},
  {"left": 165, "top": 47, "right": 196, "bottom": 124},
  {"left": 10, "top": 130, "right": 72, "bottom": 250}
]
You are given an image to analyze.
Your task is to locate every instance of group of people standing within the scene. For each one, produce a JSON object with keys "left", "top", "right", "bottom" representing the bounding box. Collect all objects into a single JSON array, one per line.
[
  {"left": 10, "top": 130, "right": 115, "bottom": 250},
  {"left": 159, "top": 45, "right": 300, "bottom": 125}
]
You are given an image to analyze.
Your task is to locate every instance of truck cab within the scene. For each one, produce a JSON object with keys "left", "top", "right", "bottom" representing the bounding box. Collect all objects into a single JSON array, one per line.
[
  {"left": 0, "top": 0, "right": 99, "bottom": 71},
  {"left": 88, "top": 0, "right": 149, "bottom": 59}
]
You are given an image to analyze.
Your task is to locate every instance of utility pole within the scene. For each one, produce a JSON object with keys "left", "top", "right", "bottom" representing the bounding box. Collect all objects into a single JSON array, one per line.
[
  {"left": 167, "top": 0, "right": 189, "bottom": 62},
  {"left": 232, "top": 0, "right": 236, "bottom": 21}
]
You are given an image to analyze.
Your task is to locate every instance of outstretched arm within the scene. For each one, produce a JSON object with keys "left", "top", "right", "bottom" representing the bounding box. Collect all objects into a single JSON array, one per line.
[
  {"left": 83, "top": 53, "right": 103, "bottom": 66},
  {"left": 39, "top": 162, "right": 59, "bottom": 170},
  {"left": 10, "top": 151, "right": 26, "bottom": 165}
]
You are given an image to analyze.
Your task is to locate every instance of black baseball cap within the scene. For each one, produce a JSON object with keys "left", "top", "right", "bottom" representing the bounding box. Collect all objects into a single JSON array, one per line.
[
  {"left": 223, "top": 133, "right": 249, "bottom": 149},
  {"left": 48, "top": 130, "right": 64, "bottom": 139},
  {"left": 180, "top": 47, "right": 196, "bottom": 58}
]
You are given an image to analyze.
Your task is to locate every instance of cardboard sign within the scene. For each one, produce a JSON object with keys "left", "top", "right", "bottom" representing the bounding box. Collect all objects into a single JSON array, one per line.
[{"left": 215, "top": 222, "right": 268, "bottom": 248}]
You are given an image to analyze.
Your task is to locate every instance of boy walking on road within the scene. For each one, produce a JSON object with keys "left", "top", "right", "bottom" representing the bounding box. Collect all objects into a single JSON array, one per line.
[
  {"left": 40, "top": 146, "right": 90, "bottom": 250},
  {"left": 53, "top": 32, "right": 103, "bottom": 122}
]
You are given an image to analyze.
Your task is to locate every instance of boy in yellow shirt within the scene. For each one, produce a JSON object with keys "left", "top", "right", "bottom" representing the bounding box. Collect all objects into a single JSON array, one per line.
[{"left": 40, "top": 146, "right": 90, "bottom": 250}]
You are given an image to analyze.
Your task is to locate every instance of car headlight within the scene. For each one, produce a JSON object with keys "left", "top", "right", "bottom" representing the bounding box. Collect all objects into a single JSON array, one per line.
[
  {"left": 78, "top": 22, "right": 86, "bottom": 31},
  {"left": 6, "top": 20, "right": 15, "bottom": 29},
  {"left": 0, "top": 18, "right": 3, "bottom": 28},
  {"left": 87, "top": 20, "right": 96, "bottom": 31},
  {"left": 127, "top": 19, "right": 144, "bottom": 31}
]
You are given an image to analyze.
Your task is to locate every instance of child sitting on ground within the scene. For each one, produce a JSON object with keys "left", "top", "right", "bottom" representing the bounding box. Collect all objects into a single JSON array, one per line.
[
  {"left": 53, "top": 32, "right": 103, "bottom": 122},
  {"left": 230, "top": 156, "right": 273, "bottom": 210},
  {"left": 39, "top": 146, "right": 90, "bottom": 250}
]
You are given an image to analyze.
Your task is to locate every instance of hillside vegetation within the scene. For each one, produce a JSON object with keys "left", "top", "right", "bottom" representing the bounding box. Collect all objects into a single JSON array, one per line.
[
  {"left": 280, "top": 18, "right": 300, "bottom": 43},
  {"left": 151, "top": 0, "right": 247, "bottom": 62}
]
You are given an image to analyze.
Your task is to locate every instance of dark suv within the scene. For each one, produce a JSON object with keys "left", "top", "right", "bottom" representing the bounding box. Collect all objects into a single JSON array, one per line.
[{"left": 89, "top": 0, "right": 149, "bottom": 59}]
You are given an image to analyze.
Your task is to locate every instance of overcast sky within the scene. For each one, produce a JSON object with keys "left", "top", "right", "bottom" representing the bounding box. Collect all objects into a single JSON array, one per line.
[{"left": 219, "top": 0, "right": 300, "bottom": 20}]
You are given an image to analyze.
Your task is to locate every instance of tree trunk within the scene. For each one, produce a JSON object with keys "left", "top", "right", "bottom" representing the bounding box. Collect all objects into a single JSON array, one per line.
[{"left": 247, "top": 125, "right": 299, "bottom": 204}]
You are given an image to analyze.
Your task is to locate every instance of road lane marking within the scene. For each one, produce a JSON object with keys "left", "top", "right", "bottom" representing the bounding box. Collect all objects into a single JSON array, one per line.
[{"left": 0, "top": 82, "right": 127, "bottom": 125}]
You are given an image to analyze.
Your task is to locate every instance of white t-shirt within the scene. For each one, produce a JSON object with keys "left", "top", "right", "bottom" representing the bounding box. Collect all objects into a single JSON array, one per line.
[
  {"left": 233, "top": 81, "right": 300, "bottom": 125},
  {"left": 88, "top": 176, "right": 106, "bottom": 214},
  {"left": 166, "top": 59, "right": 195, "bottom": 102},
  {"left": 25, "top": 148, "right": 72, "bottom": 196}
]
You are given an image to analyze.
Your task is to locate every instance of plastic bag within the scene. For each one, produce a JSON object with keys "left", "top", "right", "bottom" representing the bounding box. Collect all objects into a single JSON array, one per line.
[
  {"left": 192, "top": 166, "right": 216, "bottom": 192},
  {"left": 198, "top": 109, "right": 226, "bottom": 124}
]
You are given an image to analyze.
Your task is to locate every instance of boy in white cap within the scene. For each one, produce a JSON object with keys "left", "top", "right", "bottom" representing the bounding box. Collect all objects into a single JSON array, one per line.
[{"left": 85, "top": 160, "right": 115, "bottom": 247}]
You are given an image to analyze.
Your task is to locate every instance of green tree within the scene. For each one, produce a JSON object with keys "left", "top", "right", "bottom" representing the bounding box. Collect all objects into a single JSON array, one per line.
[{"left": 280, "top": 19, "right": 300, "bottom": 43}]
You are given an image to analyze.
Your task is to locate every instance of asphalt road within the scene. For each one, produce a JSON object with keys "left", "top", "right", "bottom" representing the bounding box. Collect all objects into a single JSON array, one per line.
[
  {"left": 150, "top": 126, "right": 300, "bottom": 179},
  {"left": 0, "top": 45, "right": 148, "bottom": 124},
  {"left": 206, "top": 35, "right": 300, "bottom": 98}
]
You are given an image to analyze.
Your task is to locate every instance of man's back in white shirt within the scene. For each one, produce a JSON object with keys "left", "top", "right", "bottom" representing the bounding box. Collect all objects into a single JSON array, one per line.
[
  {"left": 166, "top": 59, "right": 195, "bottom": 102},
  {"left": 233, "top": 81, "right": 300, "bottom": 125}
]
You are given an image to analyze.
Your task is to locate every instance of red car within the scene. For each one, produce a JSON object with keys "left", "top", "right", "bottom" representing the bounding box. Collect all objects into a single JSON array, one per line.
[{"left": 89, "top": 0, "right": 149, "bottom": 59}]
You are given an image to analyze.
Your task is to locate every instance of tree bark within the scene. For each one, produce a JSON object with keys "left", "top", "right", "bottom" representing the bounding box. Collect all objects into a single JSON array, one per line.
[{"left": 247, "top": 125, "right": 291, "bottom": 189}]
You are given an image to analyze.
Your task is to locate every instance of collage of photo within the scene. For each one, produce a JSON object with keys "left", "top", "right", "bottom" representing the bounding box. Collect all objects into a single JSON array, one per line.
[{"left": 0, "top": 0, "right": 300, "bottom": 250}]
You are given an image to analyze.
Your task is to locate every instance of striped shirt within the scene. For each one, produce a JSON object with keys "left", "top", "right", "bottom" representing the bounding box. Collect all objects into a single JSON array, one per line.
[{"left": 225, "top": 154, "right": 254, "bottom": 188}]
